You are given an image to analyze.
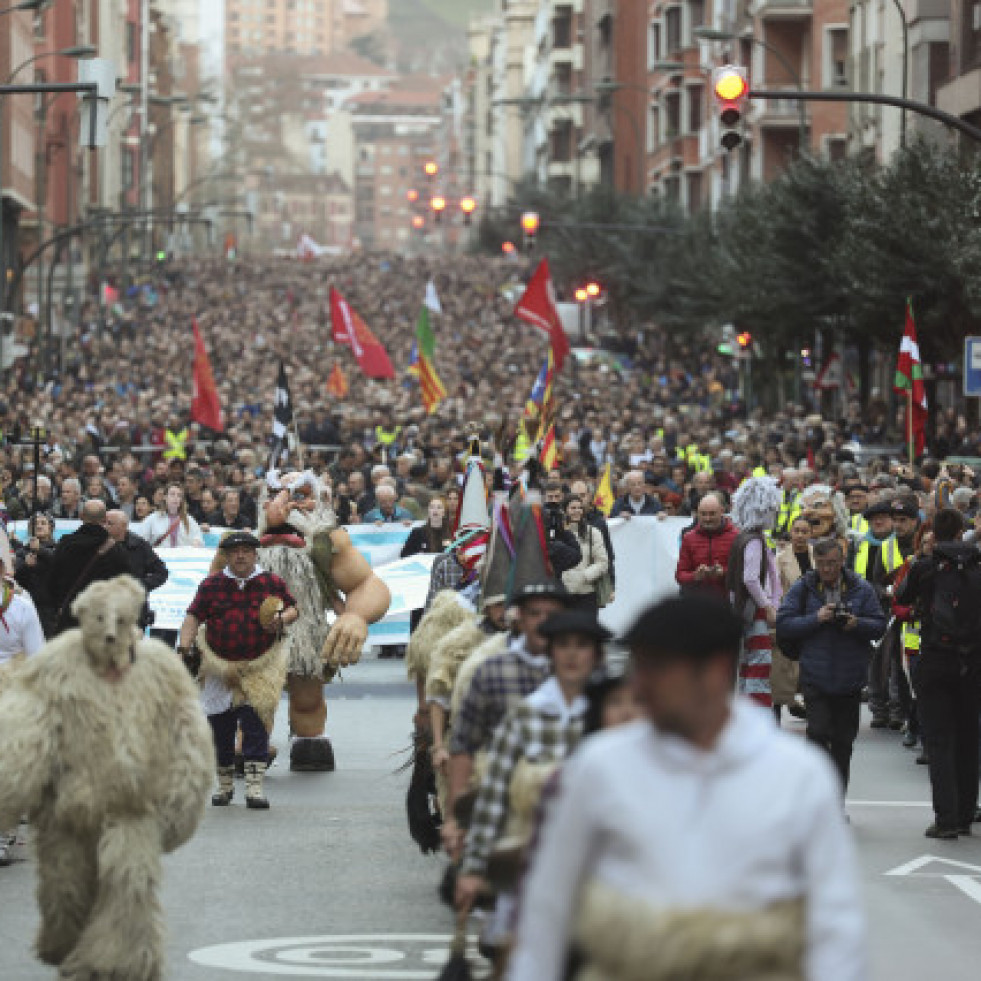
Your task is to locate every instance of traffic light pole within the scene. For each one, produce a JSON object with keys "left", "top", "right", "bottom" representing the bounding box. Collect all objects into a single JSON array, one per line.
[{"left": 749, "top": 89, "right": 981, "bottom": 144}]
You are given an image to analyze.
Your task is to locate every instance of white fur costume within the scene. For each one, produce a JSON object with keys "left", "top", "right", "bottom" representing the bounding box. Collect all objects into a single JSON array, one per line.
[
  {"left": 0, "top": 575, "right": 214, "bottom": 981},
  {"left": 257, "top": 472, "right": 342, "bottom": 677}
]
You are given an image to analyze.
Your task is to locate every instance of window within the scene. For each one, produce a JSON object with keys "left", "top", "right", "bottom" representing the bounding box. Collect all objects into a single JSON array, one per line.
[
  {"left": 122, "top": 147, "right": 135, "bottom": 190},
  {"left": 127, "top": 22, "right": 137, "bottom": 64},
  {"left": 665, "top": 7, "right": 682, "bottom": 55},
  {"left": 826, "top": 27, "right": 848, "bottom": 87},
  {"left": 688, "top": 84, "right": 702, "bottom": 133},
  {"left": 664, "top": 91, "right": 681, "bottom": 137},
  {"left": 648, "top": 22, "right": 661, "bottom": 67},
  {"left": 690, "top": 0, "right": 705, "bottom": 30}
]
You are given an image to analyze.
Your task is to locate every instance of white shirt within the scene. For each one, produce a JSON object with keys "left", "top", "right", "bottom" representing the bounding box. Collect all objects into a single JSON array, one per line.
[
  {"left": 524, "top": 675, "right": 587, "bottom": 726},
  {"left": 138, "top": 511, "right": 204, "bottom": 548},
  {"left": 508, "top": 699, "right": 868, "bottom": 981},
  {"left": 0, "top": 591, "right": 45, "bottom": 664}
]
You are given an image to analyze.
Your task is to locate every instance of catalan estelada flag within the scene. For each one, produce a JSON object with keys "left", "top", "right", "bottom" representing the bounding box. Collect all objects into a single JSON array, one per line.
[
  {"left": 407, "top": 339, "right": 420, "bottom": 377},
  {"left": 593, "top": 463, "right": 614, "bottom": 516},
  {"left": 415, "top": 306, "right": 446, "bottom": 414},
  {"left": 524, "top": 349, "right": 554, "bottom": 417}
]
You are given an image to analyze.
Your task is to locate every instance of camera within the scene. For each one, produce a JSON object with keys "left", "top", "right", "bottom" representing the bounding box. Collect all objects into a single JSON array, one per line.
[
  {"left": 543, "top": 504, "right": 564, "bottom": 539},
  {"left": 832, "top": 602, "right": 852, "bottom": 625}
]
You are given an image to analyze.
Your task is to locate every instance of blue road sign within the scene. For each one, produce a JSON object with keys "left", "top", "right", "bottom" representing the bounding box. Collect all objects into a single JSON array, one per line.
[{"left": 964, "top": 337, "right": 981, "bottom": 396}]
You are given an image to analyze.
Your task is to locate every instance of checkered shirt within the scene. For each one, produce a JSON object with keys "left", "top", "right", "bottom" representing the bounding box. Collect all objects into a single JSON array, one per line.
[
  {"left": 449, "top": 637, "right": 550, "bottom": 757},
  {"left": 187, "top": 569, "right": 296, "bottom": 661},
  {"left": 423, "top": 551, "right": 465, "bottom": 612},
  {"left": 460, "top": 697, "right": 583, "bottom": 877}
]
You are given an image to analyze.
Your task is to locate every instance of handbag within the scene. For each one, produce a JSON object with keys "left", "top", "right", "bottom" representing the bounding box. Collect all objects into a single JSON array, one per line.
[{"left": 595, "top": 570, "right": 614, "bottom": 608}]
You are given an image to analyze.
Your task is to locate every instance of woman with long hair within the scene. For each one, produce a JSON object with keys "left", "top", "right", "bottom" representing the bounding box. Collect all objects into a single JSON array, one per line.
[
  {"left": 401, "top": 497, "right": 449, "bottom": 558},
  {"left": 140, "top": 482, "right": 204, "bottom": 548},
  {"left": 560, "top": 495, "right": 609, "bottom": 612}
]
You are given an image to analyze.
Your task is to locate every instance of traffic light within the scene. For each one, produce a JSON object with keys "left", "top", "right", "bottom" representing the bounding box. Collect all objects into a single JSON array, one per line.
[
  {"left": 460, "top": 195, "right": 477, "bottom": 226},
  {"left": 712, "top": 65, "right": 749, "bottom": 151},
  {"left": 736, "top": 330, "right": 753, "bottom": 350},
  {"left": 521, "top": 211, "right": 540, "bottom": 251}
]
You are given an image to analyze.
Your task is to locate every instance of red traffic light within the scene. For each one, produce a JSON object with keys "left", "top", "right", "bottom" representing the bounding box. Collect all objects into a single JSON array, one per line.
[{"left": 736, "top": 331, "right": 752, "bottom": 348}]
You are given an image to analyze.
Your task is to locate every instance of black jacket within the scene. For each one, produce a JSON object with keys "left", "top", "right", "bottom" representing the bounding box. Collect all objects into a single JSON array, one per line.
[
  {"left": 119, "top": 531, "right": 169, "bottom": 593},
  {"left": 15, "top": 544, "right": 56, "bottom": 636},
  {"left": 48, "top": 523, "right": 134, "bottom": 633},
  {"left": 401, "top": 524, "right": 446, "bottom": 558}
]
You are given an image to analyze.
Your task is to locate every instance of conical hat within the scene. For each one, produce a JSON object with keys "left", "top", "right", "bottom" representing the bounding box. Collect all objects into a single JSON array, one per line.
[
  {"left": 453, "top": 458, "right": 489, "bottom": 535},
  {"left": 507, "top": 491, "right": 568, "bottom": 605},
  {"left": 481, "top": 501, "right": 513, "bottom": 608}
]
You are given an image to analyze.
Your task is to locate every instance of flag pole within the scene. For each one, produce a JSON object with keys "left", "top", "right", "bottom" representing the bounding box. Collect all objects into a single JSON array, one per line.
[{"left": 906, "top": 386, "right": 914, "bottom": 466}]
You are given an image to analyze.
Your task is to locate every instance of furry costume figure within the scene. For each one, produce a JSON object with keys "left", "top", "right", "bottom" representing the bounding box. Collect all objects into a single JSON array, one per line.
[
  {"left": 255, "top": 471, "right": 391, "bottom": 770},
  {"left": 573, "top": 881, "right": 805, "bottom": 981},
  {"left": 0, "top": 575, "right": 213, "bottom": 981},
  {"left": 407, "top": 590, "right": 476, "bottom": 687},
  {"left": 426, "top": 616, "right": 487, "bottom": 710}
]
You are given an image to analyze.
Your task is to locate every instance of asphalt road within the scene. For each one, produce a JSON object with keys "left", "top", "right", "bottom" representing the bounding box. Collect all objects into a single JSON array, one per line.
[{"left": 1, "top": 657, "right": 980, "bottom": 980}]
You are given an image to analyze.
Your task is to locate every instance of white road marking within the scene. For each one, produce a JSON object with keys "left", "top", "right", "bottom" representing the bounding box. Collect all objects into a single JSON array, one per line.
[
  {"left": 847, "top": 800, "right": 932, "bottom": 807},
  {"left": 883, "top": 855, "right": 981, "bottom": 908},
  {"left": 188, "top": 934, "right": 484, "bottom": 978}
]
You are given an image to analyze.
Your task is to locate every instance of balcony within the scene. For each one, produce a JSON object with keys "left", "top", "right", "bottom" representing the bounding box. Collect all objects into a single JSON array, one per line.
[
  {"left": 550, "top": 43, "right": 584, "bottom": 71},
  {"left": 753, "top": 92, "right": 807, "bottom": 130},
  {"left": 750, "top": 0, "right": 812, "bottom": 19}
]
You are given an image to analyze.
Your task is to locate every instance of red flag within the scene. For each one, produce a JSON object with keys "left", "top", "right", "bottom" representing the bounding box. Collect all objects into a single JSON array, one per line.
[
  {"left": 191, "top": 320, "right": 223, "bottom": 432},
  {"left": 514, "top": 258, "right": 571, "bottom": 372},
  {"left": 894, "top": 298, "right": 928, "bottom": 458},
  {"left": 326, "top": 362, "right": 349, "bottom": 399},
  {"left": 329, "top": 287, "right": 395, "bottom": 379}
]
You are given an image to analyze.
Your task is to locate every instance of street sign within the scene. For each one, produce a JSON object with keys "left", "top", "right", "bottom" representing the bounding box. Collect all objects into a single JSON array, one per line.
[{"left": 963, "top": 337, "right": 981, "bottom": 395}]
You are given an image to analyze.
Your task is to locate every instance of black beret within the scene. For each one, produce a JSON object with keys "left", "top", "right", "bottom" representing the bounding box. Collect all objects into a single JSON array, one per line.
[
  {"left": 864, "top": 501, "right": 894, "bottom": 519},
  {"left": 539, "top": 610, "right": 612, "bottom": 644},
  {"left": 621, "top": 595, "right": 742, "bottom": 659},
  {"left": 890, "top": 499, "right": 920, "bottom": 520},
  {"left": 219, "top": 531, "right": 261, "bottom": 550}
]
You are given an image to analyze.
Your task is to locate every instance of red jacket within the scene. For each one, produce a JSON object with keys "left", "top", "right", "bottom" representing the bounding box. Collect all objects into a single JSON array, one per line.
[{"left": 675, "top": 518, "right": 739, "bottom": 598}]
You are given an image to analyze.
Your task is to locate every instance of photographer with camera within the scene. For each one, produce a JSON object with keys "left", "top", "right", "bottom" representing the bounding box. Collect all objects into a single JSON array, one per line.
[
  {"left": 542, "top": 483, "right": 583, "bottom": 577},
  {"left": 777, "top": 538, "right": 886, "bottom": 792}
]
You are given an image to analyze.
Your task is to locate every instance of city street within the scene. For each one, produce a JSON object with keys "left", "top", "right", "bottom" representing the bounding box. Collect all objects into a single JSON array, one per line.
[{"left": 1, "top": 656, "right": 980, "bottom": 980}]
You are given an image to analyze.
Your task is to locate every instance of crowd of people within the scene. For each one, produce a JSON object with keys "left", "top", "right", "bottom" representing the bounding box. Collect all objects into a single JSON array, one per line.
[{"left": 2, "top": 254, "right": 981, "bottom": 977}]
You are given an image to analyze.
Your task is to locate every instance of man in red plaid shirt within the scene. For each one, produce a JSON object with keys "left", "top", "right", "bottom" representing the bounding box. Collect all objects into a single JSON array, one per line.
[{"left": 179, "top": 532, "right": 298, "bottom": 810}]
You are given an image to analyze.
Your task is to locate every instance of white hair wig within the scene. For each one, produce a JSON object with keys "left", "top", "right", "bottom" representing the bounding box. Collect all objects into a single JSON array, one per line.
[{"left": 731, "top": 475, "right": 783, "bottom": 532}]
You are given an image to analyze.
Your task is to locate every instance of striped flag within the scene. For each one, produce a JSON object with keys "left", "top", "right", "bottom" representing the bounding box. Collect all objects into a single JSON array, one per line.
[
  {"left": 270, "top": 360, "right": 293, "bottom": 469},
  {"left": 415, "top": 306, "right": 447, "bottom": 414},
  {"left": 894, "top": 298, "right": 928, "bottom": 458},
  {"left": 592, "top": 463, "right": 615, "bottom": 516},
  {"left": 407, "top": 338, "right": 420, "bottom": 377},
  {"left": 524, "top": 349, "right": 554, "bottom": 417},
  {"left": 541, "top": 422, "right": 558, "bottom": 471}
]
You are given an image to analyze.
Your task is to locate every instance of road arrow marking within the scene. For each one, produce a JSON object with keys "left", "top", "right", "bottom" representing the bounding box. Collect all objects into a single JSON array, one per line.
[{"left": 884, "top": 854, "right": 981, "bottom": 908}]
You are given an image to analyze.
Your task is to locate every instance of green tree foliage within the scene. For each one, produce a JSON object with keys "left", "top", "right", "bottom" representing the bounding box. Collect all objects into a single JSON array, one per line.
[{"left": 477, "top": 141, "right": 981, "bottom": 371}]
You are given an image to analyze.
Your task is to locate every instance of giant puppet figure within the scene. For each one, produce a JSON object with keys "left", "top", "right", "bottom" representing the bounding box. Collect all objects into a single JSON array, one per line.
[{"left": 257, "top": 469, "right": 390, "bottom": 770}]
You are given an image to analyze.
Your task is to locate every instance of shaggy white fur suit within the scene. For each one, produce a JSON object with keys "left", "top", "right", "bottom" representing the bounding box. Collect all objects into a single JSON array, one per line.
[{"left": 0, "top": 575, "right": 214, "bottom": 981}]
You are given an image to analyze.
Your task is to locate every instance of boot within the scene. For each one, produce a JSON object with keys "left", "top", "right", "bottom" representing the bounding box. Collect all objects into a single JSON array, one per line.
[
  {"left": 244, "top": 761, "right": 270, "bottom": 810},
  {"left": 211, "top": 766, "right": 235, "bottom": 806},
  {"left": 290, "top": 736, "right": 336, "bottom": 772}
]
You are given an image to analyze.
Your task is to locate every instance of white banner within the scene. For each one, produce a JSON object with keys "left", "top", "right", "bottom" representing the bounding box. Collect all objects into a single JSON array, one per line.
[
  {"left": 599, "top": 516, "right": 686, "bottom": 637},
  {"left": 15, "top": 518, "right": 688, "bottom": 645}
]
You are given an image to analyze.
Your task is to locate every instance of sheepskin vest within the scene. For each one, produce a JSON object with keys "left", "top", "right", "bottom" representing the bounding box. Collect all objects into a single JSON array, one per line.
[{"left": 574, "top": 880, "right": 806, "bottom": 981}]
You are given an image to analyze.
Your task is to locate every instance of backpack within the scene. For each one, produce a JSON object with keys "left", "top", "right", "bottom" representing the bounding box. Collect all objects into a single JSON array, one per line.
[{"left": 925, "top": 546, "right": 981, "bottom": 652}]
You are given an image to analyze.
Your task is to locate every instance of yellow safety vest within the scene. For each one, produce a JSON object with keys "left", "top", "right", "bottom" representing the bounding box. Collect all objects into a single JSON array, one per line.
[
  {"left": 776, "top": 490, "right": 801, "bottom": 536},
  {"left": 514, "top": 430, "right": 533, "bottom": 464},
  {"left": 849, "top": 513, "right": 869, "bottom": 537},
  {"left": 752, "top": 465, "right": 768, "bottom": 478},
  {"left": 374, "top": 425, "right": 401, "bottom": 447},
  {"left": 901, "top": 620, "right": 921, "bottom": 653},
  {"left": 163, "top": 428, "right": 188, "bottom": 461},
  {"left": 881, "top": 535, "right": 905, "bottom": 575}
]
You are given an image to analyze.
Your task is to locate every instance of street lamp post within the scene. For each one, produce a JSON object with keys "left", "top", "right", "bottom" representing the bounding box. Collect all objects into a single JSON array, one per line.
[
  {"left": 694, "top": 26, "right": 807, "bottom": 154},
  {"left": 889, "top": 0, "right": 909, "bottom": 148}
]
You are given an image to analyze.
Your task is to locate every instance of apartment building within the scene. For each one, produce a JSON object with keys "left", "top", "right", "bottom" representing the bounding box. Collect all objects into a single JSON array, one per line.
[{"left": 938, "top": 0, "right": 981, "bottom": 135}]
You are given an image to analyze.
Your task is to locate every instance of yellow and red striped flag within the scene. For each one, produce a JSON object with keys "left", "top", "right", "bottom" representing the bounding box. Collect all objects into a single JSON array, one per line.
[
  {"left": 593, "top": 463, "right": 614, "bottom": 516},
  {"left": 541, "top": 422, "right": 559, "bottom": 471},
  {"left": 415, "top": 306, "right": 446, "bottom": 414}
]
